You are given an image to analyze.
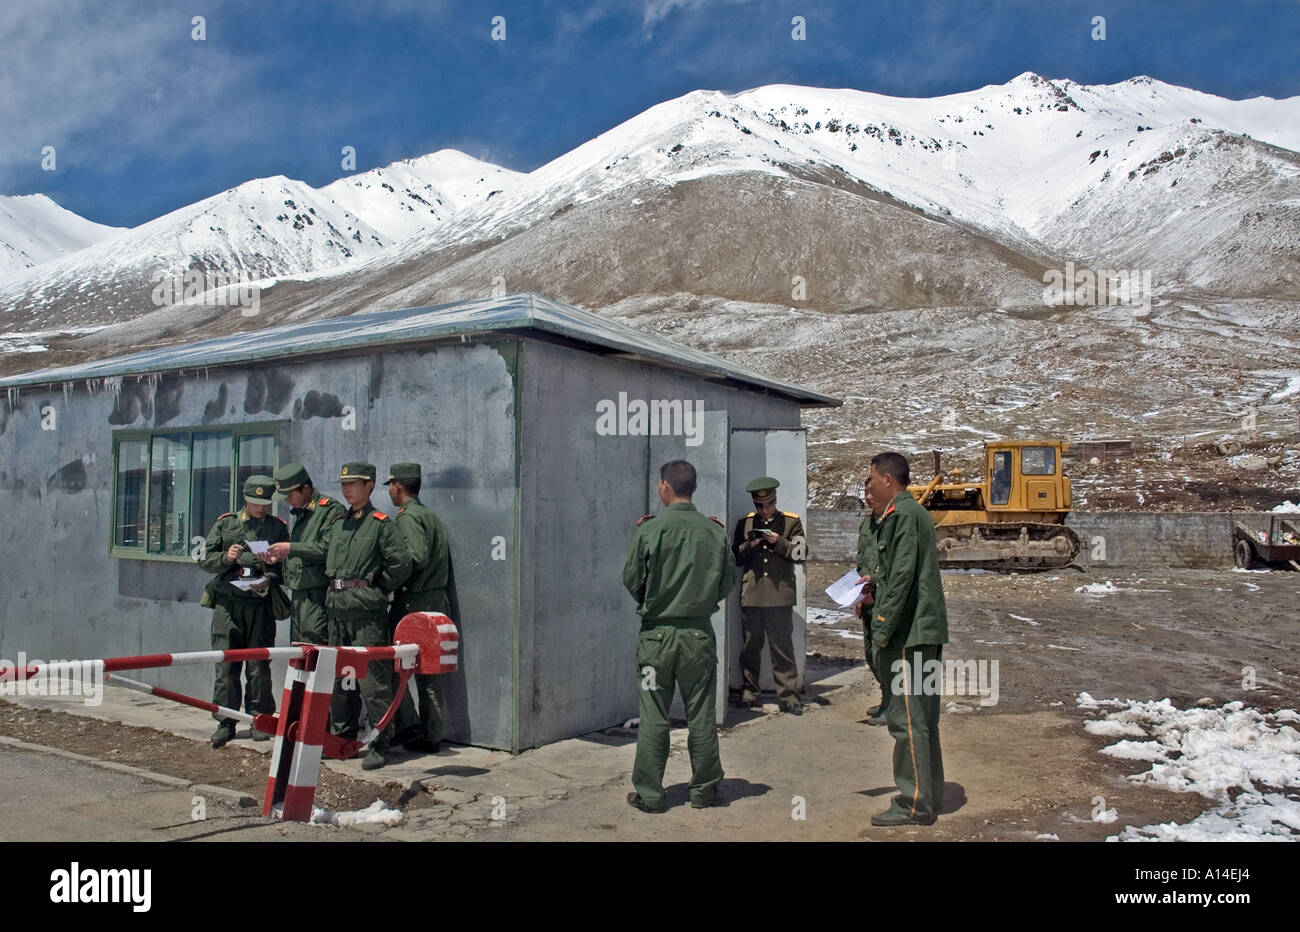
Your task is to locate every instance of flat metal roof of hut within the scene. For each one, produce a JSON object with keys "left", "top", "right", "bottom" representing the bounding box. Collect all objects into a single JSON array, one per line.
[{"left": 0, "top": 293, "right": 840, "bottom": 407}]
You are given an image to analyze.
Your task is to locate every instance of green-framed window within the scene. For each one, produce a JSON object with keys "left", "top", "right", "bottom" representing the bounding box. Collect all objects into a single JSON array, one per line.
[{"left": 111, "top": 423, "right": 280, "bottom": 561}]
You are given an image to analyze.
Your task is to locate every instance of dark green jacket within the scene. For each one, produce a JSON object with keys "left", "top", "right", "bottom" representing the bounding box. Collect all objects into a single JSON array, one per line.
[
  {"left": 199, "top": 509, "right": 289, "bottom": 600},
  {"left": 324, "top": 502, "right": 412, "bottom": 621},
  {"left": 283, "top": 494, "right": 345, "bottom": 591},
  {"left": 856, "top": 511, "right": 884, "bottom": 611},
  {"left": 392, "top": 498, "right": 451, "bottom": 615},
  {"left": 870, "top": 491, "right": 950, "bottom": 649},
  {"left": 732, "top": 510, "right": 804, "bottom": 607},
  {"left": 623, "top": 503, "right": 736, "bottom": 623}
]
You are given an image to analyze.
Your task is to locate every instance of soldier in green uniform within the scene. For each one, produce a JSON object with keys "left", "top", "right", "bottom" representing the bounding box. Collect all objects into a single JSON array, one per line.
[
  {"left": 622, "top": 460, "right": 735, "bottom": 813},
  {"left": 854, "top": 487, "right": 890, "bottom": 726},
  {"left": 866, "top": 452, "right": 949, "bottom": 826},
  {"left": 264, "top": 464, "right": 345, "bottom": 645},
  {"left": 325, "top": 462, "right": 413, "bottom": 771},
  {"left": 198, "top": 475, "right": 290, "bottom": 749},
  {"left": 385, "top": 462, "right": 452, "bottom": 753},
  {"left": 732, "top": 476, "right": 805, "bottom": 714}
]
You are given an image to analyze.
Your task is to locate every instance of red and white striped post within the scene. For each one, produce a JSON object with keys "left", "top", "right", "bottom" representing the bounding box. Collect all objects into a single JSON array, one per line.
[{"left": 263, "top": 645, "right": 338, "bottom": 821}]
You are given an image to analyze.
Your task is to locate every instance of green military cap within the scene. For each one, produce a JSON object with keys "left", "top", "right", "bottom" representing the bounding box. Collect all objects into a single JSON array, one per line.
[
  {"left": 339, "top": 461, "right": 376, "bottom": 483},
  {"left": 273, "top": 462, "right": 311, "bottom": 492},
  {"left": 746, "top": 476, "right": 780, "bottom": 502},
  {"left": 243, "top": 474, "right": 275, "bottom": 505},
  {"left": 385, "top": 462, "right": 421, "bottom": 483}
]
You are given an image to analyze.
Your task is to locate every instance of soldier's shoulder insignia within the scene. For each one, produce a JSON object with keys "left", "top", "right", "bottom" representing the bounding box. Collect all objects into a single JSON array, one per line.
[
  {"left": 372, "top": 511, "right": 388, "bottom": 521},
  {"left": 636, "top": 514, "right": 654, "bottom": 527},
  {"left": 782, "top": 511, "right": 800, "bottom": 519},
  {"left": 218, "top": 512, "right": 232, "bottom": 520},
  {"left": 331, "top": 512, "right": 346, "bottom": 523},
  {"left": 319, "top": 497, "right": 331, "bottom": 506},
  {"left": 397, "top": 507, "right": 405, "bottom": 515},
  {"left": 709, "top": 516, "right": 724, "bottom": 527}
]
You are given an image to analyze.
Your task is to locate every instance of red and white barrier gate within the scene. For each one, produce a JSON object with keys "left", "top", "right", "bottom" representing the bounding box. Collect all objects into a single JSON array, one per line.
[{"left": 13, "top": 612, "right": 458, "bottom": 822}]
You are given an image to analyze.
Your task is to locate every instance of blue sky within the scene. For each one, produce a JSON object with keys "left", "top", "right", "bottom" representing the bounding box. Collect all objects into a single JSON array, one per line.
[{"left": 3, "top": 0, "right": 1297, "bottom": 227}]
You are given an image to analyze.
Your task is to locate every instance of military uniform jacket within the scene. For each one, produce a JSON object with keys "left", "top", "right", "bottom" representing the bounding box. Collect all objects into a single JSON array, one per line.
[
  {"left": 394, "top": 498, "right": 450, "bottom": 598},
  {"left": 283, "top": 495, "right": 346, "bottom": 591},
  {"left": 324, "top": 502, "right": 413, "bottom": 620},
  {"left": 856, "top": 512, "right": 884, "bottom": 607},
  {"left": 732, "top": 510, "right": 804, "bottom": 607},
  {"left": 870, "top": 492, "right": 950, "bottom": 649},
  {"left": 199, "top": 509, "right": 290, "bottom": 600},
  {"left": 623, "top": 503, "right": 736, "bottom": 623}
]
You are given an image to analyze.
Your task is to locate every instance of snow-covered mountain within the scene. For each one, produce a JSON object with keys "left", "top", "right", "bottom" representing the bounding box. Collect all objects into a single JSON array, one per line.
[
  {"left": 169, "top": 71, "right": 1291, "bottom": 328},
  {"left": 0, "top": 194, "right": 124, "bottom": 278},
  {"left": 0, "top": 151, "right": 520, "bottom": 332},
  {"left": 320, "top": 149, "right": 520, "bottom": 242}
]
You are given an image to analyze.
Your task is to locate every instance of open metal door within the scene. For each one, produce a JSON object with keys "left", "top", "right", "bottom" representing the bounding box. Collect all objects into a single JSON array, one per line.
[
  {"left": 727, "top": 429, "right": 808, "bottom": 695},
  {"left": 647, "top": 410, "right": 731, "bottom": 724}
]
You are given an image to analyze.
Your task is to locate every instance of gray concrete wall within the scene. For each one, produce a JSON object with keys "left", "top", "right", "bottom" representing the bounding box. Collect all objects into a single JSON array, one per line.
[
  {"left": 1065, "top": 512, "right": 1275, "bottom": 570},
  {"left": 0, "top": 341, "right": 519, "bottom": 749},
  {"left": 519, "top": 337, "right": 800, "bottom": 748},
  {"left": 806, "top": 509, "right": 1280, "bottom": 569}
]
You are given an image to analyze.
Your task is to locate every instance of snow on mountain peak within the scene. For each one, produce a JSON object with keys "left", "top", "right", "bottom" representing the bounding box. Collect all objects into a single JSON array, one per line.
[{"left": 0, "top": 194, "right": 125, "bottom": 279}]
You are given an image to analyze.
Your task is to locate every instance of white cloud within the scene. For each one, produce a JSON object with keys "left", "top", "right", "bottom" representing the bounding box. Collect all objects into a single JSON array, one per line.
[
  {"left": 642, "top": 0, "right": 757, "bottom": 31},
  {"left": 0, "top": 1, "right": 271, "bottom": 185}
]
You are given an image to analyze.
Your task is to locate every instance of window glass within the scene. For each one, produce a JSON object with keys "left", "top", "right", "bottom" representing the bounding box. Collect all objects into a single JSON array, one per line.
[
  {"left": 991, "top": 451, "right": 1012, "bottom": 505},
  {"left": 191, "top": 431, "right": 233, "bottom": 535},
  {"left": 1021, "top": 446, "right": 1056, "bottom": 476},
  {"left": 148, "top": 434, "right": 190, "bottom": 555},
  {"left": 114, "top": 439, "right": 148, "bottom": 548},
  {"left": 236, "top": 434, "right": 275, "bottom": 507}
]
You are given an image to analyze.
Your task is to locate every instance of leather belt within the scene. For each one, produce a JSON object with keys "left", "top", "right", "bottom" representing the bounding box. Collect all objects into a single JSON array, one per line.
[{"left": 330, "top": 578, "right": 372, "bottom": 590}]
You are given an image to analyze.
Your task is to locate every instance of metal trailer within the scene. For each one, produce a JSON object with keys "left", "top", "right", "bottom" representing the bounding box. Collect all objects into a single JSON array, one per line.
[{"left": 1233, "top": 515, "right": 1300, "bottom": 571}]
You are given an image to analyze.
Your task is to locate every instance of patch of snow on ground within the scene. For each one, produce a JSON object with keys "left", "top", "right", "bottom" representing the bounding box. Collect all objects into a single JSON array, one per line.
[
  {"left": 807, "top": 606, "right": 855, "bottom": 625},
  {"left": 1111, "top": 792, "right": 1300, "bottom": 841},
  {"left": 1008, "top": 613, "right": 1038, "bottom": 625},
  {"left": 309, "top": 800, "right": 404, "bottom": 827},
  {"left": 1075, "top": 580, "right": 1120, "bottom": 596},
  {"left": 1084, "top": 720, "right": 1147, "bottom": 738},
  {"left": 1271, "top": 500, "right": 1300, "bottom": 513},
  {"left": 1079, "top": 697, "right": 1300, "bottom": 841}
]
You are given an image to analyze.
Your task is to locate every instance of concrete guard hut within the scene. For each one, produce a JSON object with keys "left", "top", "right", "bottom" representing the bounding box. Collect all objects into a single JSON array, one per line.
[{"left": 0, "top": 294, "right": 839, "bottom": 751}]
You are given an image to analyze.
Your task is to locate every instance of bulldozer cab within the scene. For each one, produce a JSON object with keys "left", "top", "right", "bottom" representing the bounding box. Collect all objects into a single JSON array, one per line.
[{"left": 985, "top": 441, "right": 1071, "bottom": 514}]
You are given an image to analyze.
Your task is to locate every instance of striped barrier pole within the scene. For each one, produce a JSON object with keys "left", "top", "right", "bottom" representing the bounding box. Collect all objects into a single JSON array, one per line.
[
  {"left": 10, "top": 614, "right": 456, "bottom": 823},
  {"left": 104, "top": 671, "right": 276, "bottom": 737}
]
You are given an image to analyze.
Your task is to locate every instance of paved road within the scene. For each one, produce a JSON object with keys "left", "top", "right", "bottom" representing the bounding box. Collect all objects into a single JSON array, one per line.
[{"left": 0, "top": 746, "right": 387, "bottom": 842}]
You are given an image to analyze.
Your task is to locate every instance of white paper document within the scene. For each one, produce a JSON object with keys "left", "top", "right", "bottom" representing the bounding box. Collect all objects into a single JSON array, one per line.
[
  {"left": 246, "top": 540, "right": 270, "bottom": 555},
  {"left": 824, "top": 569, "right": 867, "bottom": 607},
  {"left": 230, "top": 577, "right": 269, "bottom": 591}
]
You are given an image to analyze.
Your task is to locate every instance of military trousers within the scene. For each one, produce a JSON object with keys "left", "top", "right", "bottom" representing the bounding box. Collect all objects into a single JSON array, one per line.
[
  {"left": 632, "top": 620, "right": 723, "bottom": 809},
  {"left": 879, "top": 642, "right": 945, "bottom": 821},
  {"left": 327, "top": 611, "right": 395, "bottom": 753},
  {"left": 739, "top": 605, "right": 799, "bottom": 704},
  {"left": 289, "top": 585, "right": 330, "bottom": 645},
  {"left": 861, "top": 603, "right": 891, "bottom": 715},
  {"left": 210, "top": 595, "right": 276, "bottom": 724},
  {"left": 389, "top": 590, "right": 448, "bottom": 745}
]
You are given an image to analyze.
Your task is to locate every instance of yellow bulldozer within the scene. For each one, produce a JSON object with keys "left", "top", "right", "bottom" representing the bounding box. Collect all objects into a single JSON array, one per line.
[{"left": 908, "top": 440, "right": 1081, "bottom": 571}]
